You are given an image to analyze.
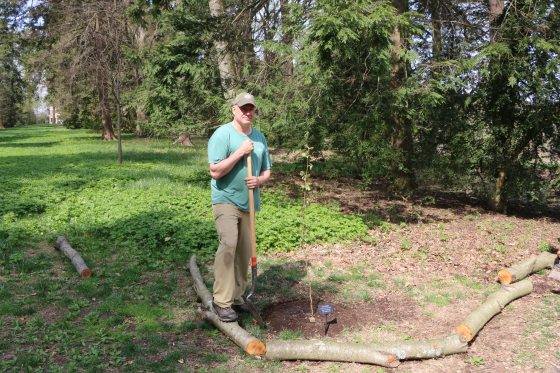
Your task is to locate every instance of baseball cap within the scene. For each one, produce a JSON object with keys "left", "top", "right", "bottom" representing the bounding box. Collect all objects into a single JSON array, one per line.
[{"left": 231, "top": 92, "right": 256, "bottom": 108}]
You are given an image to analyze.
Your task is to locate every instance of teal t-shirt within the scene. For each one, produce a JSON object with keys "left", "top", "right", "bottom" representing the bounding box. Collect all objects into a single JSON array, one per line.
[{"left": 208, "top": 122, "right": 272, "bottom": 212}]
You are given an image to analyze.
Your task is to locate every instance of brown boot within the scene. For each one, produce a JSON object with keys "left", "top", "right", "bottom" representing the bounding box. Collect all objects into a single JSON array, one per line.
[{"left": 212, "top": 302, "right": 238, "bottom": 322}]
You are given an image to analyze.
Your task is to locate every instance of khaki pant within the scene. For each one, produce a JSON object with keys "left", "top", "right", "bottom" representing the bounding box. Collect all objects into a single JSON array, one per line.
[{"left": 212, "top": 204, "right": 251, "bottom": 308}]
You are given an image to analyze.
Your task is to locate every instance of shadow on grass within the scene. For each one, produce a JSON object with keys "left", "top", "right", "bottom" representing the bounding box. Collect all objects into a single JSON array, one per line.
[{"left": 0, "top": 141, "right": 60, "bottom": 148}]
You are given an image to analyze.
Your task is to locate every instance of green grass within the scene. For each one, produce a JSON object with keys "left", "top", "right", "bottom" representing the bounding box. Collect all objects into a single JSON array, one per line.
[{"left": 0, "top": 125, "right": 369, "bottom": 372}]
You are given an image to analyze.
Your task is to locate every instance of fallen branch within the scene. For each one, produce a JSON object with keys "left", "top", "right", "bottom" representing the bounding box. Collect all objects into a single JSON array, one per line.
[
  {"left": 497, "top": 252, "right": 557, "bottom": 284},
  {"left": 372, "top": 333, "right": 468, "bottom": 359},
  {"left": 454, "top": 279, "right": 533, "bottom": 342},
  {"left": 188, "top": 255, "right": 266, "bottom": 356},
  {"left": 54, "top": 236, "right": 92, "bottom": 278},
  {"left": 265, "top": 332, "right": 467, "bottom": 365},
  {"left": 265, "top": 340, "right": 400, "bottom": 368}
]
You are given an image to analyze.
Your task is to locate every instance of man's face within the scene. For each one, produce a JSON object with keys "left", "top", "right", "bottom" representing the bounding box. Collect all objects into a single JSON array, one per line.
[{"left": 233, "top": 104, "right": 255, "bottom": 126}]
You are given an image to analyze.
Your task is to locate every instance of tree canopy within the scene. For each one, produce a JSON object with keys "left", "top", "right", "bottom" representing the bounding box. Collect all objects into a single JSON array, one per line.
[{"left": 1, "top": 0, "right": 559, "bottom": 211}]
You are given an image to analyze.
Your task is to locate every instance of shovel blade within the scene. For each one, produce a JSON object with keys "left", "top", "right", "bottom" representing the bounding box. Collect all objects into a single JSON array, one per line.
[{"left": 242, "top": 298, "right": 266, "bottom": 326}]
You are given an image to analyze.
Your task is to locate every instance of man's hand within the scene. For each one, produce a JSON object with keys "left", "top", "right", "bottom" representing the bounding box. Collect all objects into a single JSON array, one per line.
[
  {"left": 210, "top": 139, "right": 254, "bottom": 180},
  {"left": 245, "top": 175, "right": 259, "bottom": 189},
  {"left": 238, "top": 139, "right": 254, "bottom": 156}
]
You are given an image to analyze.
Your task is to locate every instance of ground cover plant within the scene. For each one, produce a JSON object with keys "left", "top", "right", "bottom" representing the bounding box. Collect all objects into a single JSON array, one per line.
[
  {"left": 1, "top": 125, "right": 559, "bottom": 372},
  {"left": 0, "top": 125, "right": 365, "bottom": 372}
]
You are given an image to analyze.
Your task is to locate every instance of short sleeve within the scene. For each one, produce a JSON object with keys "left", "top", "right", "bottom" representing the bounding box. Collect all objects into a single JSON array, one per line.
[
  {"left": 208, "top": 128, "right": 228, "bottom": 164},
  {"left": 260, "top": 136, "right": 272, "bottom": 171}
]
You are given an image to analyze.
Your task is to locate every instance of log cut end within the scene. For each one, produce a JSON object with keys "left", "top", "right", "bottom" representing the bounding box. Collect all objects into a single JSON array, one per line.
[
  {"left": 80, "top": 268, "right": 93, "bottom": 278},
  {"left": 453, "top": 325, "right": 473, "bottom": 342},
  {"left": 386, "top": 354, "right": 400, "bottom": 368},
  {"left": 497, "top": 269, "right": 512, "bottom": 285},
  {"left": 246, "top": 339, "right": 266, "bottom": 356}
]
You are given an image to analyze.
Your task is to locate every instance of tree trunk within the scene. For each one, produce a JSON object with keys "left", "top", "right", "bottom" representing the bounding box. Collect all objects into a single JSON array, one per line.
[
  {"left": 208, "top": 0, "right": 237, "bottom": 98},
  {"left": 98, "top": 78, "right": 116, "bottom": 140},
  {"left": 488, "top": 0, "right": 504, "bottom": 42},
  {"left": 454, "top": 279, "right": 533, "bottom": 342},
  {"left": 235, "top": 0, "right": 257, "bottom": 83},
  {"left": 54, "top": 236, "right": 92, "bottom": 278},
  {"left": 134, "top": 25, "right": 147, "bottom": 137},
  {"left": 498, "top": 252, "right": 557, "bottom": 285},
  {"left": 429, "top": 1, "right": 442, "bottom": 61},
  {"left": 489, "top": 165, "right": 507, "bottom": 212},
  {"left": 280, "top": 0, "right": 293, "bottom": 81},
  {"left": 389, "top": 0, "right": 416, "bottom": 191}
]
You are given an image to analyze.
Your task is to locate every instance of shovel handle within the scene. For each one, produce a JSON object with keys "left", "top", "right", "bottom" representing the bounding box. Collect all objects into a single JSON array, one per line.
[{"left": 247, "top": 153, "right": 257, "bottom": 265}]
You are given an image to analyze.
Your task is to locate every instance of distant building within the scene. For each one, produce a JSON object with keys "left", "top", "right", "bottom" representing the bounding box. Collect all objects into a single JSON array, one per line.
[{"left": 48, "top": 106, "right": 62, "bottom": 124}]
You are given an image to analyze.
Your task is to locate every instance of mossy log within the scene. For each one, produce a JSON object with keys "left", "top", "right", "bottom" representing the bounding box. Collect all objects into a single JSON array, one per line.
[
  {"left": 265, "top": 340, "right": 400, "bottom": 368},
  {"left": 497, "top": 252, "right": 557, "bottom": 284},
  {"left": 54, "top": 236, "right": 92, "bottom": 278},
  {"left": 188, "top": 255, "right": 266, "bottom": 356},
  {"left": 454, "top": 279, "right": 533, "bottom": 342}
]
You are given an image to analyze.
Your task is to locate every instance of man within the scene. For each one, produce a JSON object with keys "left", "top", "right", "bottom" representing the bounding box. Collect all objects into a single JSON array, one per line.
[{"left": 207, "top": 92, "right": 272, "bottom": 322}]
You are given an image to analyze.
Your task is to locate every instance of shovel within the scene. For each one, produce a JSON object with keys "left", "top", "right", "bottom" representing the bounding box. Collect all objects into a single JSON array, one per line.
[{"left": 242, "top": 153, "right": 266, "bottom": 326}]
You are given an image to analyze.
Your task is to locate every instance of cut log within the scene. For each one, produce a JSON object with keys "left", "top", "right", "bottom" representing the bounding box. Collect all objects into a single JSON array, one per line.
[
  {"left": 54, "top": 236, "right": 92, "bottom": 278},
  {"left": 454, "top": 279, "right": 533, "bottom": 342},
  {"left": 497, "top": 251, "right": 557, "bottom": 284},
  {"left": 372, "top": 333, "right": 468, "bottom": 359},
  {"left": 173, "top": 133, "right": 193, "bottom": 146},
  {"left": 266, "top": 340, "right": 400, "bottom": 367},
  {"left": 188, "top": 255, "right": 266, "bottom": 356},
  {"left": 265, "top": 333, "right": 466, "bottom": 365}
]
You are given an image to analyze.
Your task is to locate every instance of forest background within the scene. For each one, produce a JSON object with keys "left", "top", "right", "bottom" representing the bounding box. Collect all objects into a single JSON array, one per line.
[{"left": 1, "top": 0, "right": 559, "bottom": 212}]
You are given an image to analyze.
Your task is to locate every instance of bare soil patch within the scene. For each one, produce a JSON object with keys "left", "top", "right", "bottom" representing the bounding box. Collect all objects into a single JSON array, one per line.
[
  {"left": 264, "top": 295, "right": 417, "bottom": 339},
  {"left": 255, "top": 172, "right": 560, "bottom": 372}
]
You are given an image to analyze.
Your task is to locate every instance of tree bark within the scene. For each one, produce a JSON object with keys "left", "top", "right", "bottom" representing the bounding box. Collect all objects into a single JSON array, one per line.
[
  {"left": 208, "top": 0, "right": 237, "bottom": 99},
  {"left": 265, "top": 340, "right": 400, "bottom": 368},
  {"left": 497, "top": 252, "right": 557, "bottom": 285},
  {"left": 99, "top": 79, "right": 116, "bottom": 140},
  {"left": 280, "top": 0, "right": 293, "bottom": 81},
  {"left": 54, "top": 236, "right": 92, "bottom": 278},
  {"left": 454, "top": 279, "right": 533, "bottom": 342},
  {"left": 266, "top": 332, "right": 468, "bottom": 364},
  {"left": 489, "top": 165, "right": 507, "bottom": 212},
  {"left": 389, "top": 0, "right": 416, "bottom": 191},
  {"left": 488, "top": 0, "right": 504, "bottom": 42},
  {"left": 188, "top": 255, "right": 266, "bottom": 356}
]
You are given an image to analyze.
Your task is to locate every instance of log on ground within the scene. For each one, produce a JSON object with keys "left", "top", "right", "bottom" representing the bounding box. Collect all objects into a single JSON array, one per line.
[
  {"left": 54, "top": 236, "right": 92, "bottom": 278},
  {"left": 372, "top": 333, "right": 468, "bottom": 360},
  {"left": 454, "top": 279, "right": 533, "bottom": 342},
  {"left": 188, "top": 255, "right": 266, "bottom": 356},
  {"left": 497, "top": 251, "right": 557, "bottom": 284},
  {"left": 265, "top": 333, "right": 467, "bottom": 365},
  {"left": 265, "top": 340, "right": 400, "bottom": 368}
]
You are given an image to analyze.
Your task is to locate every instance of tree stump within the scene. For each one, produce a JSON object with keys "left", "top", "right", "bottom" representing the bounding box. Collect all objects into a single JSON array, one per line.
[
  {"left": 173, "top": 133, "right": 193, "bottom": 146},
  {"left": 54, "top": 236, "right": 92, "bottom": 278}
]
